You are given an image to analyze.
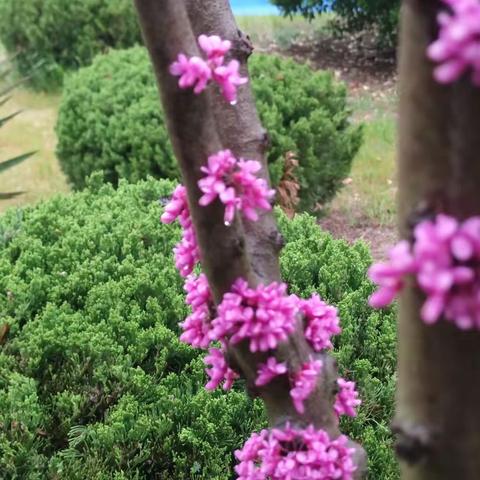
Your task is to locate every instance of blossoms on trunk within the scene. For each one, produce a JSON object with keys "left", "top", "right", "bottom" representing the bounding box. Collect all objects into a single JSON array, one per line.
[
  {"left": 427, "top": 0, "right": 480, "bottom": 85},
  {"left": 198, "top": 149, "right": 275, "bottom": 226},
  {"left": 162, "top": 34, "right": 361, "bottom": 479},
  {"left": 234, "top": 425, "right": 357, "bottom": 480},
  {"left": 369, "top": 214, "right": 480, "bottom": 330},
  {"left": 170, "top": 34, "right": 247, "bottom": 103}
]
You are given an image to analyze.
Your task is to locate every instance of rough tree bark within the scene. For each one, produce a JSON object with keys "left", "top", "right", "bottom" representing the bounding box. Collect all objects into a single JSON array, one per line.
[
  {"left": 395, "top": 1, "right": 480, "bottom": 478},
  {"left": 133, "top": 0, "right": 366, "bottom": 475}
]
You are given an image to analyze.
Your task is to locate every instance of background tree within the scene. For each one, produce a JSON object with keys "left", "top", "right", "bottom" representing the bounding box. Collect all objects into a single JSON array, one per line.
[{"left": 393, "top": 0, "right": 480, "bottom": 478}]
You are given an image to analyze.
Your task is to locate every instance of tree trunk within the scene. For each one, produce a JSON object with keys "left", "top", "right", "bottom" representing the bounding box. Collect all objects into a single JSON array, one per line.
[
  {"left": 395, "top": 1, "right": 480, "bottom": 478},
  {"left": 133, "top": 0, "right": 366, "bottom": 475}
]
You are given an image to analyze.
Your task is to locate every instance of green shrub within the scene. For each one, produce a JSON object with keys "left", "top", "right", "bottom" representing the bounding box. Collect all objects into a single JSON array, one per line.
[
  {"left": 0, "top": 176, "right": 396, "bottom": 478},
  {"left": 272, "top": 0, "right": 400, "bottom": 47},
  {"left": 0, "top": 0, "right": 141, "bottom": 90},
  {"left": 56, "top": 47, "right": 362, "bottom": 213},
  {"left": 278, "top": 214, "right": 398, "bottom": 479}
]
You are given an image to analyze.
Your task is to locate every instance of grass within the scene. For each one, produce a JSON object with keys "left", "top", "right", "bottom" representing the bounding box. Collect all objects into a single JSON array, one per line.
[
  {"left": 339, "top": 86, "right": 397, "bottom": 226},
  {"left": 0, "top": 87, "right": 68, "bottom": 213},
  {"left": 331, "top": 117, "right": 396, "bottom": 226}
]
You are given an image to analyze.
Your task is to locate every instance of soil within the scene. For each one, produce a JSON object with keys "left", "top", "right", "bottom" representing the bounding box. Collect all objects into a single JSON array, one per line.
[
  {"left": 280, "top": 31, "right": 398, "bottom": 260},
  {"left": 286, "top": 30, "right": 397, "bottom": 91},
  {"left": 318, "top": 212, "right": 397, "bottom": 261}
]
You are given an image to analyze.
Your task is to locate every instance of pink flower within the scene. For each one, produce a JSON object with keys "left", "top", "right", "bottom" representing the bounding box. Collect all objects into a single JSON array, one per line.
[
  {"left": 255, "top": 357, "right": 287, "bottom": 387},
  {"left": 210, "top": 279, "right": 298, "bottom": 353},
  {"left": 233, "top": 159, "right": 275, "bottom": 222},
  {"left": 427, "top": 0, "right": 480, "bottom": 85},
  {"left": 198, "top": 34, "right": 231, "bottom": 67},
  {"left": 198, "top": 150, "right": 274, "bottom": 225},
  {"left": 213, "top": 59, "right": 248, "bottom": 104},
  {"left": 369, "top": 213, "right": 480, "bottom": 330},
  {"left": 334, "top": 378, "right": 361, "bottom": 418},
  {"left": 180, "top": 308, "right": 211, "bottom": 349},
  {"left": 180, "top": 274, "right": 213, "bottom": 349},
  {"left": 198, "top": 149, "right": 238, "bottom": 222},
  {"left": 234, "top": 424, "right": 356, "bottom": 480},
  {"left": 161, "top": 185, "right": 200, "bottom": 278},
  {"left": 368, "top": 240, "right": 416, "bottom": 308},
  {"left": 169, "top": 54, "right": 212, "bottom": 94},
  {"left": 160, "top": 185, "right": 188, "bottom": 225},
  {"left": 204, "top": 347, "right": 239, "bottom": 391},
  {"left": 170, "top": 35, "right": 248, "bottom": 103},
  {"left": 289, "top": 359, "right": 323, "bottom": 414},
  {"left": 413, "top": 214, "right": 479, "bottom": 327},
  {"left": 300, "top": 294, "right": 341, "bottom": 351},
  {"left": 173, "top": 225, "right": 200, "bottom": 277},
  {"left": 184, "top": 273, "right": 211, "bottom": 309}
]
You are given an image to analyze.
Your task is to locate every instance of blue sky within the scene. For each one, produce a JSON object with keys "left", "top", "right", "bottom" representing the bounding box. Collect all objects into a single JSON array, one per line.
[{"left": 229, "top": 0, "right": 280, "bottom": 16}]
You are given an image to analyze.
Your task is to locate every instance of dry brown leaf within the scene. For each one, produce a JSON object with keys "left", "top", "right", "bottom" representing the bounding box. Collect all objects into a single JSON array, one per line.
[
  {"left": 277, "top": 151, "right": 301, "bottom": 219},
  {"left": 0, "top": 323, "right": 10, "bottom": 345}
]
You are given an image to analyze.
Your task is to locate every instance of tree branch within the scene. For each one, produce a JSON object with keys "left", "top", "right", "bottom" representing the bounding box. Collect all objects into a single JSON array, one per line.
[
  {"left": 185, "top": 0, "right": 281, "bottom": 285},
  {"left": 135, "top": 0, "right": 365, "bottom": 476},
  {"left": 134, "top": 0, "right": 251, "bottom": 302}
]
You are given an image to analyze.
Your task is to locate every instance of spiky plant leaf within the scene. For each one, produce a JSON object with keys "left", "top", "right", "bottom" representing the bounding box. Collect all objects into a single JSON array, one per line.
[
  {"left": 0, "top": 191, "right": 25, "bottom": 200},
  {"left": 0, "top": 95, "right": 12, "bottom": 108},
  {"left": 0, "top": 152, "right": 35, "bottom": 174},
  {"left": 0, "top": 109, "right": 21, "bottom": 127}
]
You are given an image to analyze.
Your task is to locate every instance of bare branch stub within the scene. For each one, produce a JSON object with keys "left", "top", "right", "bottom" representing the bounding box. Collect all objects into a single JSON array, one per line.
[{"left": 392, "top": 419, "right": 435, "bottom": 466}]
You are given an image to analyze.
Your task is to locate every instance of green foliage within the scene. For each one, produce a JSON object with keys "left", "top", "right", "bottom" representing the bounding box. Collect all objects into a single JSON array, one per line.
[
  {"left": 0, "top": 177, "right": 396, "bottom": 478},
  {"left": 0, "top": 0, "right": 141, "bottom": 90},
  {"left": 56, "top": 47, "right": 362, "bottom": 212},
  {"left": 272, "top": 0, "right": 400, "bottom": 46},
  {"left": 249, "top": 54, "right": 362, "bottom": 211},
  {"left": 56, "top": 49, "right": 178, "bottom": 190},
  {"left": 0, "top": 176, "right": 266, "bottom": 479}
]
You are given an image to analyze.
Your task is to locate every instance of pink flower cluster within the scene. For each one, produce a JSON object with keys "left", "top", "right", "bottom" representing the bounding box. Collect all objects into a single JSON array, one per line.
[
  {"left": 290, "top": 359, "right": 323, "bottom": 414},
  {"left": 170, "top": 34, "right": 248, "bottom": 104},
  {"left": 334, "top": 378, "right": 361, "bottom": 418},
  {"left": 369, "top": 213, "right": 480, "bottom": 329},
  {"left": 204, "top": 347, "right": 239, "bottom": 390},
  {"left": 199, "top": 149, "right": 275, "bottom": 226},
  {"left": 368, "top": 240, "right": 415, "bottom": 309},
  {"left": 300, "top": 294, "right": 342, "bottom": 351},
  {"left": 255, "top": 357, "right": 287, "bottom": 387},
  {"left": 210, "top": 279, "right": 298, "bottom": 352},
  {"left": 161, "top": 185, "right": 200, "bottom": 277},
  {"left": 427, "top": 0, "right": 480, "bottom": 85},
  {"left": 180, "top": 273, "right": 212, "bottom": 349},
  {"left": 235, "top": 425, "right": 356, "bottom": 480},
  {"left": 161, "top": 181, "right": 358, "bottom": 426}
]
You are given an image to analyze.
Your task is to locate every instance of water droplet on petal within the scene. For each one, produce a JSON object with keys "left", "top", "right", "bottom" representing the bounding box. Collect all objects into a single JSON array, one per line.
[{"left": 230, "top": 100, "right": 237, "bottom": 106}]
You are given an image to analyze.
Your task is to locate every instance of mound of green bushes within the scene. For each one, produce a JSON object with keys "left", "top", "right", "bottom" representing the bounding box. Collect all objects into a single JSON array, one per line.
[
  {"left": 56, "top": 47, "right": 362, "bottom": 213},
  {"left": 0, "top": 176, "right": 396, "bottom": 478},
  {"left": 0, "top": 0, "right": 141, "bottom": 90}
]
